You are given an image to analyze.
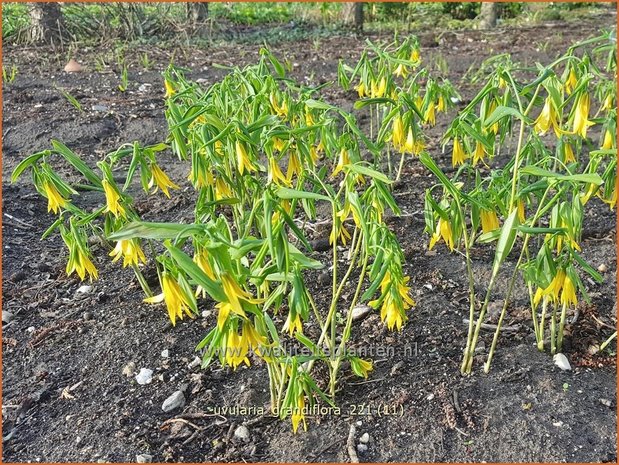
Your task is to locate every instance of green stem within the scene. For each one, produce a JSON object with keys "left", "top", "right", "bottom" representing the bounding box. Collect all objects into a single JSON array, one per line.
[
  {"left": 131, "top": 264, "right": 152, "bottom": 297},
  {"left": 557, "top": 301, "right": 568, "bottom": 352}
]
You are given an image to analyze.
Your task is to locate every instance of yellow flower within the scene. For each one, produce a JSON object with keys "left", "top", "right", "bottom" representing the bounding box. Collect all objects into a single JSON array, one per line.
[
  {"left": 480, "top": 209, "right": 500, "bottom": 234},
  {"left": 286, "top": 151, "right": 302, "bottom": 182},
  {"left": 215, "top": 177, "right": 233, "bottom": 200},
  {"left": 221, "top": 273, "right": 261, "bottom": 317},
  {"left": 572, "top": 93, "right": 594, "bottom": 139},
  {"left": 305, "top": 110, "right": 314, "bottom": 126},
  {"left": 350, "top": 358, "right": 373, "bottom": 378},
  {"left": 283, "top": 313, "right": 303, "bottom": 336},
  {"left": 225, "top": 327, "right": 250, "bottom": 369},
  {"left": 563, "top": 142, "right": 576, "bottom": 163},
  {"left": 452, "top": 138, "right": 466, "bottom": 167},
  {"left": 542, "top": 269, "right": 565, "bottom": 303},
  {"left": 109, "top": 239, "right": 146, "bottom": 268},
  {"left": 424, "top": 103, "right": 436, "bottom": 126},
  {"left": 236, "top": 140, "right": 256, "bottom": 175},
  {"left": 355, "top": 81, "right": 367, "bottom": 98},
  {"left": 331, "top": 148, "right": 350, "bottom": 178},
  {"left": 194, "top": 249, "right": 216, "bottom": 297},
  {"left": 599, "top": 184, "right": 617, "bottom": 211},
  {"left": 561, "top": 274, "right": 578, "bottom": 307},
  {"left": 369, "top": 272, "right": 413, "bottom": 331},
  {"left": 579, "top": 183, "right": 598, "bottom": 205},
  {"left": 268, "top": 157, "right": 291, "bottom": 186},
  {"left": 429, "top": 217, "right": 454, "bottom": 251},
  {"left": 149, "top": 163, "right": 179, "bottom": 198},
  {"left": 602, "top": 94, "right": 614, "bottom": 112},
  {"left": 410, "top": 48, "right": 420, "bottom": 63},
  {"left": 272, "top": 137, "right": 286, "bottom": 152},
  {"left": 370, "top": 77, "right": 386, "bottom": 98},
  {"left": 393, "top": 63, "right": 407, "bottom": 78},
  {"left": 437, "top": 95, "right": 446, "bottom": 112},
  {"left": 144, "top": 273, "right": 194, "bottom": 326},
  {"left": 270, "top": 92, "right": 288, "bottom": 117},
  {"left": 164, "top": 79, "right": 175, "bottom": 98},
  {"left": 291, "top": 394, "right": 307, "bottom": 433},
  {"left": 403, "top": 127, "right": 415, "bottom": 154},
  {"left": 42, "top": 180, "right": 68, "bottom": 214},
  {"left": 329, "top": 220, "right": 351, "bottom": 246},
  {"left": 564, "top": 68, "right": 578, "bottom": 95},
  {"left": 534, "top": 97, "right": 561, "bottom": 137},
  {"left": 102, "top": 179, "right": 126, "bottom": 218},
  {"left": 517, "top": 199, "right": 526, "bottom": 222},
  {"left": 66, "top": 245, "right": 98, "bottom": 282},
  {"left": 472, "top": 141, "right": 485, "bottom": 166},
  {"left": 392, "top": 114, "right": 404, "bottom": 150},
  {"left": 602, "top": 129, "right": 614, "bottom": 150}
]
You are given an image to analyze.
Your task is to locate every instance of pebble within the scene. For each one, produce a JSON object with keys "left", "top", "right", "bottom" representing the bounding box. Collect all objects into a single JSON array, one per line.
[
  {"left": 64, "top": 59, "right": 82, "bottom": 72},
  {"left": 76, "top": 285, "right": 93, "bottom": 295},
  {"left": 162, "top": 391, "right": 186, "bottom": 412},
  {"left": 351, "top": 305, "right": 372, "bottom": 322},
  {"left": 356, "top": 420, "right": 362, "bottom": 427},
  {"left": 83, "top": 312, "right": 93, "bottom": 321},
  {"left": 359, "top": 432, "right": 370, "bottom": 444},
  {"left": 188, "top": 356, "right": 201, "bottom": 369},
  {"left": 553, "top": 353, "right": 571, "bottom": 371},
  {"left": 91, "top": 104, "right": 109, "bottom": 112},
  {"left": 161, "top": 349, "right": 169, "bottom": 358},
  {"left": 136, "top": 454, "right": 153, "bottom": 463},
  {"left": 600, "top": 398, "right": 612, "bottom": 407},
  {"left": 357, "top": 444, "right": 368, "bottom": 453},
  {"left": 122, "top": 362, "right": 136, "bottom": 377},
  {"left": 234, "top": 425, "right": 250, "bottom": 441},
  {"left": 201, "top": 310, "right": 212, "bottom": 319},
  {"left": 2, "top": 310, "right": 14, "bottom": 324},
  {"left": 135, "top": 368, "right": 153, "bottom": 385},
  {"left": 598, "top": 263, "right": 608, "bottom": 273}
]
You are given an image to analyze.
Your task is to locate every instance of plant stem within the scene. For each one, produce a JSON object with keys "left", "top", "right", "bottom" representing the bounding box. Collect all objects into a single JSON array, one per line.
[
  {"left": 557, "top": 301, "right": 568, "bottom": 352},
  {"left": 131, "top": 264, "right": 152, "bottom": 297}
]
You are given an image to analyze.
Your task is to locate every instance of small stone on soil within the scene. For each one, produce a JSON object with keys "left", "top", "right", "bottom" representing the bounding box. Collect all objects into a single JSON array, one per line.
[
  {"left": 75, "top": 285, "right": 93, "bottom": 296},
  {"left": 234, "top": 425, "right": 250, "bottom": 441},
  {"left": 82, "top": 312, "right": 93, "bottom": 321},
  {"left": 136, "top": 453, "right": 153, "bottom": 463},
  {"left": 135, "top": 368, "right": 153, "bottom": 385},
  {"left": 357, "top": 444, "right": 368, "bottom": 453},
  {"left": 351, "top": 305, "right": 372, "bottom": 322},
  {"left": 597, "top": 263, "right": 608, "bottom": 273},
  {"left": 359, "top": 432, "right": 370, "bottom": 444},
  {"left": 2, "top": 311, "right": 14, "bottom": 324},
  {"left": 188, "top": 356, "right": 201, "bottom": 369},
  {"left": 553, "top": 353, "right": 571, "bottom": 371},
  {"left": 161, "top": 349, "right": 170, "bottom": 358},
  {"left": 162, "top": 390, "right": 186, "bottom": 412},
  {"left": 122, "top": 362, "right": 136, "bottom": 377},
  {"left": 91, "top": 104, "right": 109, "bottom": 112},
  {"left": 600, "top": 398, "right": 612, "bottom": 407}
]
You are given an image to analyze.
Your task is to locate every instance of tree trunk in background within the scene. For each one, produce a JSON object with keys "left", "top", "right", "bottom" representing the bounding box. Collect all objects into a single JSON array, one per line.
[
  {"left": 187, "top": 2, "right": 208, "bottom": 23},
  {"left": 341, "top": 3, "right": 364, "bottom": 31},
  {"left": 27, "top": 2, "right": 66, "bottom": 45},
  {"left": 479, "top": 2, "right": 498, "bottom": 29}
]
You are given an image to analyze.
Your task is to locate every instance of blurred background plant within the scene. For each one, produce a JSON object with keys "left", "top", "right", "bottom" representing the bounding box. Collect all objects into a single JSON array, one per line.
[{"left": 3, "top": 2, "right": 613, "bottom": 46}]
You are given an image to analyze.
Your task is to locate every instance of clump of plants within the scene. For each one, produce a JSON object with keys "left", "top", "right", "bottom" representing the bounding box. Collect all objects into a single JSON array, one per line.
[{"left": 421, "top": 32, "right": 616, "bottom": 373}]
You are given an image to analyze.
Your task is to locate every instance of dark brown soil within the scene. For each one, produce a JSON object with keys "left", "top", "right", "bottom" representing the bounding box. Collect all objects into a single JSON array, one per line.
[{"left": 2, "top": 13, "right": 617, "bottom": 463}]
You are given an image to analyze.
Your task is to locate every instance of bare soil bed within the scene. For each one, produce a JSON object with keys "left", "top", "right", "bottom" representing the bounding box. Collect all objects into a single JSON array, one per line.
[{"left": 2, "top": 13, "right": 617, "bottom": 462}]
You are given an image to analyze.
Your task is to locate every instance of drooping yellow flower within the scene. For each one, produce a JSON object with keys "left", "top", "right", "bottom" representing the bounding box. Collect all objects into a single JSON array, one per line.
[
  {"left": 305, "top": 110, "right": 314, "bottom": 126},
  {"left": 149, "top": 163, "right": 179, "bottom": 198},
  {"left": 602, "top": 129, "right": 614, "bottom": 150},
  {"left": 194, "top": 248, "right": 216, "bottom": 297},
  {"left": 602, "top": 94, "right": 614, "bottom": 112},
  {"left": 221, "top": 273, "right": 261, "bottom": 317},
  {"left": 42, "top": 180, "right": 68, "bottom": 214},
  {"left": 224, "top": 327, "right": 250, "bottom": 369},
  {"left": 291, "top": 394, "right": 307, "bottom": 433},
  {"left": 572, "top": 93, "right": 594, "bottom": 139},
  {"left": 109, "top": 239, "right": 146, "bottom": 268},
  {"left": 268, "top": 157, "right": 291, "bottom": 186},
  {"left": 480, "top": 209, "right": 500, "bottom": 234},
  {"left": 66, "top": 245, "right": 98, "bottom": 282},
  {"left": 329, "top": 220, "right": 351, "bottom": 246},
  {"left": 452, "top": 138, "right": 466, "bottom": 167},
  {"left": 144, "top": 273, "right": 194, "bottom": 326},
  {"left": 579, "top": 183, "right": 598, "bottom": 206},
  {"left": 517, "top": 199, "right": 526, "bottom": 222},
  {"left": 410, "top": 48, "right": 420, "bottom": 63},
  {"left": 350, "top": 358, "right": 373, "bottom": 378},
  {"left": 102, "top": 179, "right": 126, "bottom": 218},
  {"left": 424, "top": 103, "right": 436, "bottom": 126},
  {"left": 164, "top": 79, "right": 175, "bottom": 98},
  {"left": 561, "top": 274, "right": 578, "bottom": 307},
  {"left": 564, "top": 68, "right": 578, "bottom": 95},
  {"left": 534, "top": 97, "right": 561, "bottom": 137},
  {"left": 355, "top": 81, "right": 367, "bottom": 98},
  {"left": 403, "top": 127, "right": 415, "bottom": 154},
  {"left": 272, "top": 137, "right": 286, "bottom": 152},
  {"left": 393, "top": 63, "right": 407, "bottom": 78},
  {"left": 286, "top": 151, "right": 302, "bottom": 182},
  {"left": 270, "top": 92, "right": 288, "bottom": 117},
  {"left": 392, "top": 114, "right": 405, "bottom": 150},
  {"left": 235, "top": 141, "right": 256, "bottom": 175},
  {"left": 283, "top": 313, "right": 303, "bottom": 336},
  {"left": 331, "top": 148, "right": 350, "bottom": 178},
  {"left": 599, "top": 184, "right": 617, "bottom": 211},
  {"left": 370, "top": 77, "right": 387, "bottom": 98},
  {"left": 541, "top": 269, "right": 565, "bottom": 303},
  {"left": 369, "top": 272, "right": 414, "bottom": 331},
  {"left": 472, "top": 141, "right": 485, "bottom": 166},
  {"left": 429, "top": 217, "right": 455, "bottom": 251},
  {"left": 563, "top": 142, "right": 576, "bottom": 163},
  {"left": 437, "top": 95, "right": 446, "bottom": 112},
  {"left": 215, "top": 177, "right": 233, "bottom": 200}
]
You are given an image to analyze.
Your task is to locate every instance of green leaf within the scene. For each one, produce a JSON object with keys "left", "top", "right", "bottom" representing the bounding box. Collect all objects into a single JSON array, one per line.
[
  {"left": 484, "top": 105, "right": 532, "bottom": 127},
  {"left": 492, "top": 209, "right": 520, "bottom": 277},
  {"left": 11, "top": 151, "right": 48, "bottom": 182},
  {"left": 108, "top": 221, "right": 206, "bottom": 241},
  {"left": 274, "top": 186, "right": 331, "bottom": 202},
  {"left": 51, "top": 140, "right": 102, "bottom": 187},
  {"left": 520, "top": 166, "right": 604, "bottom": 185},
  {"left": 353, "top": 97, "right": 396, "bottom": 109},
  {"left": 344, "top": 163, "right": 392, "bottom": 184}
]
